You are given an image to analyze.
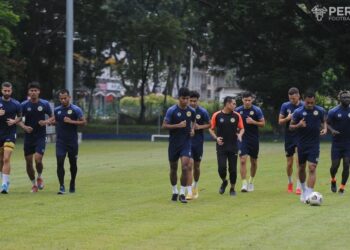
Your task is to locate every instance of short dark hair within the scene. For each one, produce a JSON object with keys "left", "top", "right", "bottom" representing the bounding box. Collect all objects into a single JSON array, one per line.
[
  {"left": 242, "top": 91, "right": 253, "bottom": 98},
  {"left": 288, "top": 87, "right": 299, "bottom": 95},
  {"left": 59, "top": 89, "right": 70, "bottom": 96},
  {"left": 1, "top": 82, "right": 12, "bottom": 88},
  {"left": 189, "top": 90, "right": 200, "bottom": 99},
  {"left": 28, "top": 82, "right": 41, "bottom": 90},
  {"left": 223, "top": 96, "right": 235, "bottom": 106},
  {"left": 178, "top": 87, "right": 190, "bottom": 97},
  {"left": 304, "top": 92, "right": 315, "bottom": 99},
  {"left": 338, "top": 90, "right": 350, "bottom": 99}
]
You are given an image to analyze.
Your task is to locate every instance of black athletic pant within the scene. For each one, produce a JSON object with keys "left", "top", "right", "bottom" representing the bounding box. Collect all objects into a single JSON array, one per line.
[
  {"left": 217, "top": 150, "right": 238, "bottom": 185},
  {"left": 56, "top": 152, "right": 78, "bottom": 187}
]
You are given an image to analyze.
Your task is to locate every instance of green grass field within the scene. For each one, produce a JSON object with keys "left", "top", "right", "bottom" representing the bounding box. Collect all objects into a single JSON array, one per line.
[{"left": 1, "top": 140, "right": 349, "bottom": 249}]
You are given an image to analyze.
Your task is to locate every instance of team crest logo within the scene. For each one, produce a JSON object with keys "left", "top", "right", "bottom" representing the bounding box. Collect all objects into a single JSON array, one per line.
[
  {"left": 37, "top": 106, "right": 43, "bottom": 111},
  {"left": 196, "top": 114, "right": 201, "bottom": 120},
  {"left": 0, "top": 104, "right": 2, "bottom": 108},
  {"left": 240, "top": 111, "right": 243, "bottom": 115},
  {"left": 219, "top": 118, "right": 224, "bottom": 123},
  {"left": 348, "top": 113, "right": 350, "bottom": 118},
  {"left": 338, "top": 113, "right": 342, "bottom": 118},
  {"left": 249, "top": 111, "right": 254, "bottom": 116},
  {"left": 186, "top": 111, "right": 191, "bottom": 117},
  {"left": 302, "top": 112, "right": 307, "bottom": 116},
  {"left": 58, "top": 111, "right": 62, "bottom": 115},
  {"left": 313, "top": 110, "right": 319, "bottom": 116},
  {"left": 177, "top": 112, "right": 181, "bottom": 117},
  {"left": 230, "top": 118, "right": 235, "bottom": 123},
  {"left": 67, "top": 110, "right": 73, "bottom": 115},
  {"left": 27, "top": 107, "right": 32, "bottom": 111}
]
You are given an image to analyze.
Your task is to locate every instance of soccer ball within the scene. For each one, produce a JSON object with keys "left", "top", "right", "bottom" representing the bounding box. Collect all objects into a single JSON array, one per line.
[{"left": 307, "top": 192, "right": 323, "bottom": 206}]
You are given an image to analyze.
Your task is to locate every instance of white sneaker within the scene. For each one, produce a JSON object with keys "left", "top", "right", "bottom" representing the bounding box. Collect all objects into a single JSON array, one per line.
[
  {"left": 300, "top": 191, "right": 309, "bottom": 204},
  {"left": 241, "top": 183, "right": 248, "bottom": 192},
  {"left": 248, "top": 183, "right": 254, "bottom": 192}
]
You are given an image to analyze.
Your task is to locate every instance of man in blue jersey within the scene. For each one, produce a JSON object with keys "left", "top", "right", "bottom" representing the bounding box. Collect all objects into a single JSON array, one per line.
[
  {"left": 186, "top": 91, "right": 210, "bottom": 200},
  {"left": 290, "top": 92, "right": 327, "bottom": 203},
  {"left": 54, "top": 89, "right": 86, "bottom": 194},
  {"left": 236, "top": 92, "right": 265, "bottom": 192},
  {"left": 278, "top": 87, "right": 303, "bottom": 194},
  {"left": 19, "top": 82, "right": 53, "bottom": 192},
  {"left": 0, "top": 82, "right": 22, "bottom": 194},
  {"left": 162, "top": 87, "right": 196, "bottom": 203},
  {"left": 327, "top": 90, "right": 350, "bottom": 194}
]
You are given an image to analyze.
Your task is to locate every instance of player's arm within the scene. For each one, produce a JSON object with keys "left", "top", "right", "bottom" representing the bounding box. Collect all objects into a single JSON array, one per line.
[
  {"left": 64, "top": 116, "right": 87, "bottom": 126},
  {"left": 278, "top": 113, "right": 292, "bottom": 125},
  {"left": 289, "top": 117, "right": 306, "bottom": 130},
  {"left": 246, "top": 117, "right": 265, "bottom": 127},
  {"left": 236, "top": 113, "right": 245, "bottom": 142},
  {"left": 162, "top": 120, "right": 186, "bottom": 129},
  {"left": 7, "top": 108, "right": 22, "bottom": 126},
  {"left": 39, "top": 114, "right": 54, "bottom": 126},
  {"left": 17, "top": 120, "right": 33, "bottom": 133},
  {"left": 320, "top": 114, "right": 327, "bottom": 135},
  {"left": 209, "top": 112, "right": 223, "bottom": 145},
  {"left": 195, "top": 123, "right": 211, "bottom": 130}
]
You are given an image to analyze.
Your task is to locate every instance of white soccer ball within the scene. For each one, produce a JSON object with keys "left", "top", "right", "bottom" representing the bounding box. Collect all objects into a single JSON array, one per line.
[{"left": 307, "top": 192, "right": 323, "bottom": 206}]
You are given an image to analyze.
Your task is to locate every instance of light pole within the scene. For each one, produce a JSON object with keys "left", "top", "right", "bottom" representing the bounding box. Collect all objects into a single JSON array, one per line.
[{"left": 66, "top": 0, "right": 74, "bottom": 101}]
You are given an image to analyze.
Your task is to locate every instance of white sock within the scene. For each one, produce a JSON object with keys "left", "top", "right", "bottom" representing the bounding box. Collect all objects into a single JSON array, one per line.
[
  {"left": 288, "top": 176, "right": 292, "bottom": 184},
  {"left": 300, "top": 182, "right": 306, "bottom": 192},
  {"left": 31, "top": 179, "right": 36, "bottom": 185},
  {"left": 193, "top": 181, "right": 198, "bottom": 188},
  {"left": 2, "top": 174, "right": 9, "bottom": 186},
  {"left": 37, "top": 173, "right": 42, "bottom": 178},
  {"left": 172, "top": 185, "right": 178, "bottom": 194},
  {"left": 0, "top": 171, "right": 2, "bottom": 179},
  {"left": 249, "top": 176, "right": 254, "bottom": 184},
  {"left": 180, "top": 186, "right": 186, "bottom": 195},
  {"left": 187, "top": 186, "right": 192, "bottom": 196},
  {"left": 296, "top": 179, "right": 301, "bottom": 188}
]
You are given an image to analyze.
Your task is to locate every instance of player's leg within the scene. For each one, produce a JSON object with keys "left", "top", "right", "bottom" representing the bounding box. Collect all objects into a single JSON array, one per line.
[
  {"left": 239, "top": 155, "right": 248, "bottom": 192},
  {"left": 1, "top": 142, "right": 15, "bottom": 194},
  {"left": 330, "top": 144, "right": 341, "bottom": 193},
  {"left": 286, "top": 156, "right": 294, "bottom": 193},
  {"left": 56, "top": 143, "right": 67, "bottom": 194},
  {"left": 217, "top": 150, "right": 228, "bottom": 194},
  {"left": 35, "top": 137, "right": 46, "bottom": 190},
  {"left": 67, "top": 144, "right": 78, "bottom": 193},
  {"left": 0, "top": 146, "right": 3, "bottom": 178},
  {"left": 227, "top": 151, "right": 238, "bottom": 196},
  {"left": 192, "top": 160, "right": 201, "bottom": 198},
  {"left": 25, "top": 154, "right": 38, "bottom": 192},
  {"left": 169, "top": 145, "right": 180, "bottom": 201},
  {"left": 180, "top": 156, "right": 191, "bottom": 203},
  {"left": 294, "top": 150, "right": 302, "bottom": 195},
  {"left": 339, "top": 157, "right": 350, "bottom": 193},
  {"left": 307, "top": 163, "right": 317, "bottom": 195},
  {"left": 297, "top": 148, "right": 308, "bottom": 203},
  {"left": 247, "top": 142, "right": 259, "bottom": 192}
]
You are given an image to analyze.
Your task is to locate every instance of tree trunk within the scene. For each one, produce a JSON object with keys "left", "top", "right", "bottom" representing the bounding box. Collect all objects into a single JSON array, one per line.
[{"left": 87, "top": 87, "right": 94, "bottom": 122}]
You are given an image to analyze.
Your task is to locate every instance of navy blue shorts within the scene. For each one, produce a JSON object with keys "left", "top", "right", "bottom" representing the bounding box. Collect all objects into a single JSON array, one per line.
[
  {"left": 24, "top": 137, "right": 46, "bottom": 156},
  {"left": 238, "top": 140, "right": 259, "bottom": 159},
  {"left": 298, "top": 146, "right": 320, "bottom": 165},
  {"left": 191, "top": 143, "right": 203, "bottom": 162},
  {"left": 331, "top": 143, "right": 350, "bottom": 160},
  {"left": 284, "top": 137, "right": 298, "bottom": 157},
  {"left": 0, "top": 134, "right": 16, "bottom": 146},
  {"left": 168, "top": 141, "right": 191, "bottom": 162},
  {"left": 56, "top": 142, "right": 79, "bottom": 157}
]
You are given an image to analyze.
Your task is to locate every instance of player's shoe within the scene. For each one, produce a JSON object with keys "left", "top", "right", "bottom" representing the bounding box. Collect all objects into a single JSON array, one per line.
[
  {"left": 171, "top": 193, "right": 178, "bottom": 201},
  {"left": 248, "top": 183, "right": 254, "bottom": 192},
  {"left": 219, "top": 180, "right": 228, "bottom": 194},
  {"left": 241, "top": 182, "right": 248, "bottom": 192},
  {"left": 229, "top": 188, "right": 236, "bottom": 197},
  {"left": 185, "top": 193, "right": 193, "bottom": 200},
  {"left": 338, "top": 188, "right": 345, "bottom": 195},
  {"left": 179, "top": 194, "right": 188, "bottom": 203},
  {"left": 57, "top": 185, "right": 65, "bottom": 195},
  {"left": 300, "top": 192, "right": 307, "bottom": 203},
  {"left": 1, "top": 183, "right": 9, "bottom": 194},
  {"left": 31, "top": 185, "right": 38, "bottom": 193},
  {"left": 331, "top": 181, "right": 337, "bottom": 193},
  {"left": 295, "top": 187, "right": 302, "bottom": 195},
  {"left": 37, "top": 177, "right": 44, "bottom": 190},
  {"left": 69, "top": 183, "right": 75, "bottom": 193},
  {"left": 287, "top": 183, "right": 293, "bottom": 193},
  {"left": 192, "top": 187, "right": 199, "bottom": 199}
]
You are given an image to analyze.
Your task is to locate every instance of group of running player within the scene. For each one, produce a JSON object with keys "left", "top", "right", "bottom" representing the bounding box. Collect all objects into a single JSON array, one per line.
[
  {"left": 0, "top": 82, "right": 86, "bottom": 195},
  {"left": 163, "top": 87, "right": 350, "bottom": 204}
]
